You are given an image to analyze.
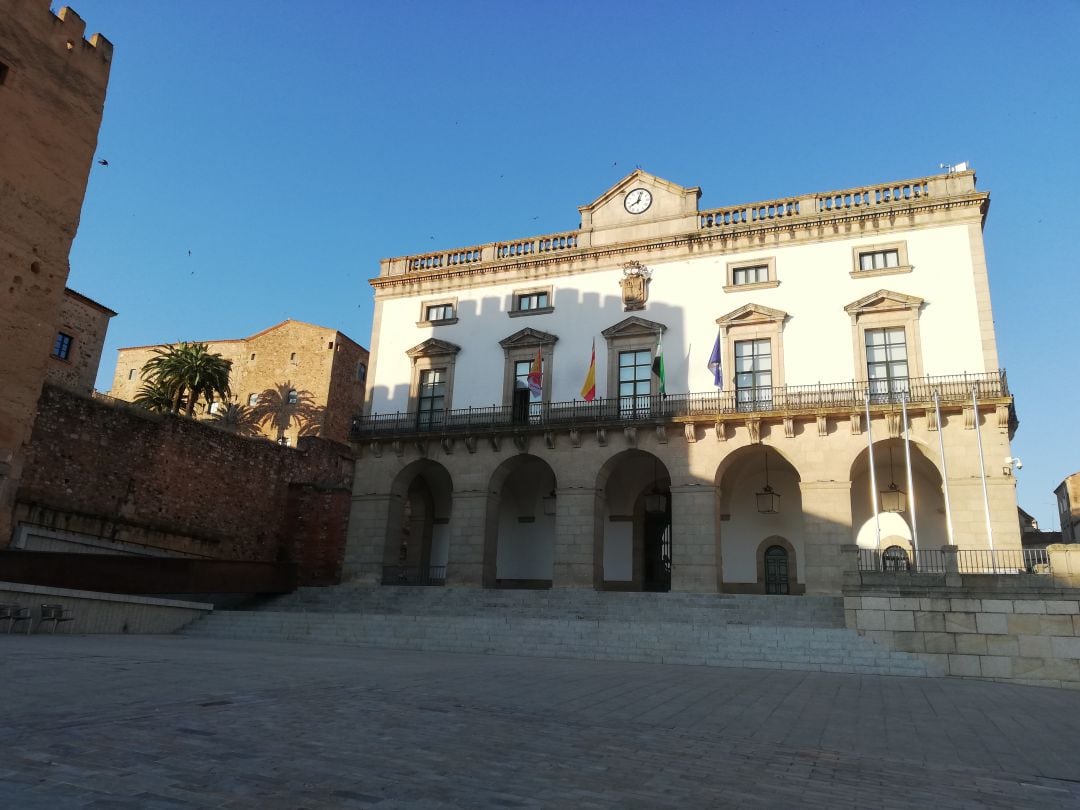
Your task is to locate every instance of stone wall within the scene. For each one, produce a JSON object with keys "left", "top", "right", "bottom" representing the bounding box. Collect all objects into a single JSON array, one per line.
[
  {"left": 846, "top": 571, "right": 1080, "bottom": 689},
  {"left": 44, "top": 288, "right": 115, "bottom": 394},
  {"left": 0, "top": 3, "right": 112, "bottom": 548},
  {"left": 11, "top": 384, "right": 354, "bottom": 585}
]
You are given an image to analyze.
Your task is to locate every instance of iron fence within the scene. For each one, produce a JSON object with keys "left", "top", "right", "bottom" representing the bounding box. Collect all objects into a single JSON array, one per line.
[
  {"left": 858, "top": 547, "right": 1051, "bottom": 575},
  {"left": 353, "top": 371, "right": 1008, "bottom": 439}
]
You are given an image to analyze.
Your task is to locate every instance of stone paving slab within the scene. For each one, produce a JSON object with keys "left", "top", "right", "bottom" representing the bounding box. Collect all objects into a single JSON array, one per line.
[{"left": 2, "top": 635, "right": 1080, "bottom": 808}]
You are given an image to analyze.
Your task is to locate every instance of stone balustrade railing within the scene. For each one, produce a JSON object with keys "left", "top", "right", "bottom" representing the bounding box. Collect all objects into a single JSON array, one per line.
[{"left": 384, "top": 170, "right": 977, "bottom": 276}]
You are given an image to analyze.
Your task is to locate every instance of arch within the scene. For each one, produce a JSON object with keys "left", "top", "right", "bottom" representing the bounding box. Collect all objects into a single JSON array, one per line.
[
  {"left": 483, "top": 454, "right": 558, "bottom": 588},
  {"left": 595, "top": 449, "right": 671, "bottom": 591},
  {"left": 383, "top": 459, "right": 454, "bottom": 584},
  {"left": 882, "top": 544, "right": 911, "bottom": 571},
  {"left": 714, "top": 443, "right": 803, "bottom": 513},
  {"left": 754, "top": 536, "right": 803, "bottom": 595},
  {"left": 850, "top": 437, "right": 948, "bottom": 551}
]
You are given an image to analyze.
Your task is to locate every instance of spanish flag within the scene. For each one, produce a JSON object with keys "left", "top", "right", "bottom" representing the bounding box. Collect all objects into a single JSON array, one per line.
[
  {"left": 580, "top": 339, "right": 596, "bottom": 401},
  {"left": 527, "top": 346, "right": 543, "bottom": 397}
]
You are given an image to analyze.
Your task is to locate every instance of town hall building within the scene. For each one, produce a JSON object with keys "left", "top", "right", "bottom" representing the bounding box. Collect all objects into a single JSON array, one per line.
[{"left": 345, "top": 168, "right": 1020, "bottom": 596}]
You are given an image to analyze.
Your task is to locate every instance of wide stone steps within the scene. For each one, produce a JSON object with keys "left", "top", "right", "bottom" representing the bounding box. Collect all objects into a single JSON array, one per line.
[
  {"left": 182, "top": 589, "right": 930, "bottom": 677},
  {"left": 256, "top": 586, "right": 847, "bottom": 628}
]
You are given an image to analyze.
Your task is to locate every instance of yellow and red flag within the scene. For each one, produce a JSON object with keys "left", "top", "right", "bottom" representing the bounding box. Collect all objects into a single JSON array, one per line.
[
  {"left": 580, "top": 339, "right": 596, "bottom": 401},
  {"left": 527, "top": 346, "right": 543, "bottom": 397}
]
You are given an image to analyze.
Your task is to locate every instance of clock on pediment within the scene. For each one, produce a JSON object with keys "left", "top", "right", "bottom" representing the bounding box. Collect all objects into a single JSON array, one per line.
[{"left": 624, "top": 188, "right": 653, "bottom": 215}]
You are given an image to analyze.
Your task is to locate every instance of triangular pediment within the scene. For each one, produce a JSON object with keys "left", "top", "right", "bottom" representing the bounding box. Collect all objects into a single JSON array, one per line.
[
  {"left": 406, "top": 338, "right": 461, "bottom": 358},
  {"left": 578, "top": 169, "right": 701, "bottom": 231},
  {"left": 601, "top": 315, "right": 666, "bottom": 339},
  {"left": 499, "top": 327, "right": 559, "bottom": 349},
  {"left": 715, "top": 303, "right": 788, "bottom": 327},
  {"left": 844, "top": 289, "right": 924, "bottom": 315}
]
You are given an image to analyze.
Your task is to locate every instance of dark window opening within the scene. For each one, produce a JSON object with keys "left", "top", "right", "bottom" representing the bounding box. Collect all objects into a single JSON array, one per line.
[
  {"left": 287, "top": 389, "right": 298, "bottom": 405},
  {"left": 53, "top": 332, "right": 73, "bottom": 360},
  {"left": 0, "top": 62, "right": 9, "bottom": 85}
]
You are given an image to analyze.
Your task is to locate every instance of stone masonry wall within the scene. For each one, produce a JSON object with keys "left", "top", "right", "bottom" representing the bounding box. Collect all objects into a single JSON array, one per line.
[
  {"left": 11, "top": 384, "right": 354, "bottom": 584},
  {"left": 0, "top": 3, "right": 111, "bottom": 548},
  {"left": 846, "top": 572, "right": 1080, "bottom": 689},
  {"left": 44, "top": 288, "right": 114, "bottom": 394}
]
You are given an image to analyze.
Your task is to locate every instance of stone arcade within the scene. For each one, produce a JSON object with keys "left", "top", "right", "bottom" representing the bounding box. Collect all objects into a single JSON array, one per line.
[{"left": 346, "top": 169, "right": 1021, "bottom": 595}]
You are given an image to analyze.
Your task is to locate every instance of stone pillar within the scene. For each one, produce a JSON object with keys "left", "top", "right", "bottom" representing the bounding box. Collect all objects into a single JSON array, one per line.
[
  {"left": 445, "top": 490, "right": 489, "bottom": 587},
  {"left": 799, "top": 480, "right": 852, "bottom": 595},
  {"left": 1048, "top": 543, "right": 1080, "bottom": 588},
  {"left": 670, "top": 485, "right": 719, "bottom": 593},
  {"left": 941, "top": 543, "right": 961, "bottom": 587},
  {"left": 342, "top": 493, "right": 395, "bottom": 584},
  {"left": 552, "top": 487, "right": 597, "bottom": 588}
]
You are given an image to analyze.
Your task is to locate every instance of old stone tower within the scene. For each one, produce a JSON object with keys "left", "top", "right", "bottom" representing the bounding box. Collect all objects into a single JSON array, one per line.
[{"left": 0, "top": 1, "right": 112, "bottom": 544}]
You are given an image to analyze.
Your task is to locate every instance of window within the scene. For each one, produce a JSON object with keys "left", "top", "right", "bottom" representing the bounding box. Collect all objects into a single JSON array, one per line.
[
  {"left": 0, "top": 62, "right": 9, "bottom": 85},
  {"left": 426, "top": 303, "right": 454, "bottom": 322},
  {"left": 865, "top": 327, "right": 908, "bottom": 402},
  {"left": 499, "top": 328, "right": 556, "bottom": 417},
  {"left": 417, "top": 368, "right": 446, "bottom": 429},
  {"left": 734, "top": 339, "right": 773, "bottom": 411},
  {"left": 249, "top": 353, "right": 256, "bottom": 361},
  {"left": 209, "top": 401, "right": 220, "bottom": 415},
  {"left": 127, "top": 368, "right": 136, "bottom": 381},
  {"left": 52, "top": 332, "right": 73, "bottom": 360},
  {"left": 328, "top": 341, "right": 334, "bottom": 350},
  {"left": 290, "top": 352, "right": 297, "bottom": 361},
  {"left": 882, "top": 545, "right": 910, "bottom": 572},
  {"left": 618, "top": 349, "right": 652, "bottom": 416},
  {"left": 357, "top": 362, "right": 367, "bottom": 382},
  {"left": 724, "top": 258, "right": 777, "bottom": 292},
  {"left": 851, "top": 242, "right": 910, "bottom": 277},
  {"left": 509, "top": 287, "right": 553, "bottom": 317},
  {"left": 248, "top": 393, "right": 259, "bottom": 406},
  {"left": 287, "top": 389, "right": 298, "bottom": 405},
  {"left": 732, "top": 265, "right": 769, "bottom": 286}
]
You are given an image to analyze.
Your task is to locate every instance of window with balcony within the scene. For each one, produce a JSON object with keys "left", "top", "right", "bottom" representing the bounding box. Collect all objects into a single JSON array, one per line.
[
  {"left": 417, "top": 368, "right": 447, "bottom": 429},
  {"left": 734, "top": 338, "right": 773, "bottom": 411},
  {"left": 509, "top": 287, "right": 554, "bottom": 317},
  {"left": 618, "top": 349, "right": 652, "bottom": 417},
  {"left": 865, "top": 327, "right": 909, "bottom": 402}
]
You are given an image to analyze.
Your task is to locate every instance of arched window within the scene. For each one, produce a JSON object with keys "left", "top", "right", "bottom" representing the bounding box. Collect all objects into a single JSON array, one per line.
[
  {"left": 287, "top": 389, "right": 298, "bottom": 405},
  {"left": 882, "top": 545, "right": 910, "bottom": 572}
]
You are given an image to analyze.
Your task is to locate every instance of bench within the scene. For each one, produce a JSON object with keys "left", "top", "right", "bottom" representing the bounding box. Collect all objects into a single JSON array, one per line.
[
  {"left": 0, "top": 603, "right": 32, "bottom": 634},
  {"left": 38, "top": 604, "right": 74, "bottom": 634}
]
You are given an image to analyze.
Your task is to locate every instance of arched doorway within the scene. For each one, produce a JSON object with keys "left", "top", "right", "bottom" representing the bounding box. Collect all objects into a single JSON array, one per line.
[
  {"left": 595, "top": 450, "right": 671, "bottom": 592},
  {"left": 850, "top": 438, "right": 947, "bottom": 559},
  {"left": 384, "top": 460, "right": 453, "bottom": 585},
  {"left": 715, "top": 446, "right": 804, "bottom": 594},
  {"left": 484, "top": 455, "right": 557, "bottom": 589}
]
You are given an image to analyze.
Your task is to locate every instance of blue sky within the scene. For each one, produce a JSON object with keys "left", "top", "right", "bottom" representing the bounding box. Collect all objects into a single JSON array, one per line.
[{"left": 66, "top": 0, "right": 1080, "bottom": 529}]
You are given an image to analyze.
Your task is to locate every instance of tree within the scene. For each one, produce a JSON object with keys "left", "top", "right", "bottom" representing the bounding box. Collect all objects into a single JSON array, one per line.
[
  {"left": 250, "top": 382, "right": 323, "bottom": 444},
  {"left": 141, "top": 342, "right": 232, "bottom": 418},
  {"left": 208, "top": 401, "right": 261, "bottom": 437},
  {"left": 133, "top": 378, "right": 186, "bottom": 413}
]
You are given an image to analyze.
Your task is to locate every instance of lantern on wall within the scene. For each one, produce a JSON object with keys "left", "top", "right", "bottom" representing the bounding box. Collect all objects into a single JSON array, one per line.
[
  {"left": 755, "top": 450, "right": 781, "bottom": 515},
  {"left": 879, "top": 447, "right": 907, "bottom": 513}
]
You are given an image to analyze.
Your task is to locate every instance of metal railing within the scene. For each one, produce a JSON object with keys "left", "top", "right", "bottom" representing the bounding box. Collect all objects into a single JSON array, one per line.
[
  {"left": 858, "top": 548, "right": 1051, "bottom": 575},
  {"left": 381, "top": 564, "right": 447, "bottom": 586},
  {"left": 353, "top": 371, "right": 1008, "bottom": 439}
]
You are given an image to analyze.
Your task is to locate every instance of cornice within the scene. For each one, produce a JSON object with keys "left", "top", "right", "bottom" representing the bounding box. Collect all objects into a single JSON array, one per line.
[{"left": 370, "top": 192, "right": 988, "bottom": 295}]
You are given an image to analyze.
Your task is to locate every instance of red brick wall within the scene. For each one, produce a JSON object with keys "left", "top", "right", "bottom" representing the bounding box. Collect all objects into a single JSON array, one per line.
[{"left": 13, "top": 385, "right": 354, "bottom": 583}]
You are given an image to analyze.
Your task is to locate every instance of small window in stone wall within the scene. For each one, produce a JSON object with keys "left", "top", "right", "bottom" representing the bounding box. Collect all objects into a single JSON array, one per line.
[
  {"left": 328, "top": 341, "right": 334, "bottom": 350},
  {"left": 53, "top": 332, "right": 73, "bottom": 360},
  {"left": 287, "top": 389, "right": 298, "bottom": 405},
  {"left": 357, "top": 362, "right": 367, "bottom": 382},
  {"left": 248, "top": 393, "right": 258, "bottom": 406},
  {"left": 249, "top": 353, "right": 256, "bottom": 361},
  {"left": 128, "top": 368, "right": 136, "bottom": 380},
  {"left": 0, "top": 62, "right": 9, "bottom": 86},
  {"left": 290, "top": 352, "right": 296, "bottom": 361}
]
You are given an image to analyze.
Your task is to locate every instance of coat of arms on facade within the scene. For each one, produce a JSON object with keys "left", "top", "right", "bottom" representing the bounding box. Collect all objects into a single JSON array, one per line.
[{"left": 620, "top": 260, "right": 651, "bottom": 311}]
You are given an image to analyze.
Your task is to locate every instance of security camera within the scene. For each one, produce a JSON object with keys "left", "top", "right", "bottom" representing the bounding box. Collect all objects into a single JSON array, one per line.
[
  {"left": 1015, "top": 459, "right": 1022, "bottom": 470},
  {"left": 1004, "top": 456, "right": 1023, "bottom": 470}
]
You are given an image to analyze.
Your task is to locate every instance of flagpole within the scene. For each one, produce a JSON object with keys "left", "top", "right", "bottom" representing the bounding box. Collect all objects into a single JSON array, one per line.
[
  {"left": 972, "top": 385, "right": 995, "bottom": 552},
  {"left": 901, "top": 391, "right": 919, "bottom": 558},
  {"left": 934, "top": 390, "right": 955, "bottom": 546},
  {"left": 865, "top": 390, "right": 881, "bottom": 552}
]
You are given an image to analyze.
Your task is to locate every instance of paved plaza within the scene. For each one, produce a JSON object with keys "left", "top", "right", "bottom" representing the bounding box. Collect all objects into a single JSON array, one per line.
[{"left": 2, "top": 635, "right": 1080, "bottom": 808}]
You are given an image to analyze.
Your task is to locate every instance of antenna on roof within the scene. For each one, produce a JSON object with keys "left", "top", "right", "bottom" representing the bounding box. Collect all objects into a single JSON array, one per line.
[{"left": 939, "top": 161, "right": 969, "bottom": 174}]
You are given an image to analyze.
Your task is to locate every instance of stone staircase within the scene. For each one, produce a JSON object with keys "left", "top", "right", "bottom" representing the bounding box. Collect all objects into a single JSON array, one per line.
[{"left": 181, "top": 586, "right": 932, "bottom": 677}]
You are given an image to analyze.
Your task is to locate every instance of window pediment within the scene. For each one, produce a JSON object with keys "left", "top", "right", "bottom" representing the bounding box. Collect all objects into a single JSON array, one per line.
[
  {"left": 601, "top": 315, "right": 666, "bottom": 340},
  {"left": 844, "top": 289, "right": 924, "bottom": 316},
  {"left": 499, "top": 327, "right": 559, "bottom": 349},
  {"left": 715, "top": 303, "right": 788, "bottom": 328},
  {"left": 406, "top": 338, "right": 461, "bottom": 359}
]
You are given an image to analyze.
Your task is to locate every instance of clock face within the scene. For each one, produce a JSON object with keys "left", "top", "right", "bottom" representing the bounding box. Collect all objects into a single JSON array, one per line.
[{"left": 624, "top": 187, "right": 653, "bottom": 214}]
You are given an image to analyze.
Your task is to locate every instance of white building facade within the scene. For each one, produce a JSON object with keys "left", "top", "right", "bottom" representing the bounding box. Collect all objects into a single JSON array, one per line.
[{"left": 347, "top": 169, "right": 1020, "bottom": 595}]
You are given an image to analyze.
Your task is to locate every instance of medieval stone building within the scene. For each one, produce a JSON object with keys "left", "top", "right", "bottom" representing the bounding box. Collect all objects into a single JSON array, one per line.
[
  {"left": 0, "top": 2, "right": 112, "bottom": 545},
  {"left": 346, "top": 168, "right": 1020, "bottom": 596},
  {"left": 109, "top": 320, "right": 368, "bottom": 446}
]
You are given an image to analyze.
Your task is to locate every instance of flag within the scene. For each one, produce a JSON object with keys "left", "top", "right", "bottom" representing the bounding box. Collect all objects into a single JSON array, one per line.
[
  {"left": 651, "top": 332, "right": 666, "bottom": 396},
  {"left": 707, "top": 334, "right": 723, "bottom": 388},
  {"left": 580, "top": 339, "right": 596, "bottom": 401},
  {"left": 527, "top": 346, "right": 542, "bottom": 397}
]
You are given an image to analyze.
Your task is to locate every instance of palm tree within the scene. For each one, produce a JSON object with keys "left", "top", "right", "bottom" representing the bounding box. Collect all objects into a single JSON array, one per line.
[
  {"left": 141, "top": 342, "right": 232, "bottom": 418},
  {"left": 133, "top": 378, "right": 186, "bottom": 413},
  {"left": 250, "top": 382, "right": 323, "bottom": 444}
]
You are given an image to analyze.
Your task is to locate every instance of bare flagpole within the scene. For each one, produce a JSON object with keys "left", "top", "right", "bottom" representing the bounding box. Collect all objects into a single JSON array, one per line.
[
  {"left": 865, "top": 390, "right": 881, "bottom": 551},
  {"left": 934, "top": 390, "right": 955, "bottom": 546},
  {"left": 972, "top": 385, "right": 995, "bottom": 552},
  {"left": 902, "top": 391, "right": 919, "bottom": 560}
]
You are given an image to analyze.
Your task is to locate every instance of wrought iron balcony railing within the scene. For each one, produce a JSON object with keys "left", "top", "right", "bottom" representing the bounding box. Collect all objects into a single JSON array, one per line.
[{"left": 352, "top": 371, "right": 1008, "bottom": 440}]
